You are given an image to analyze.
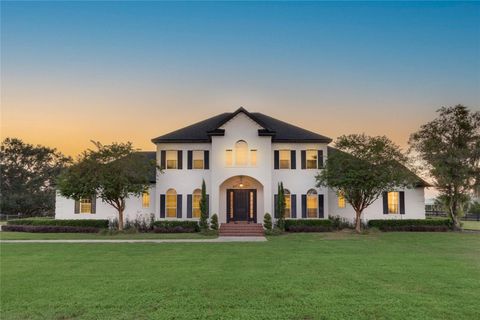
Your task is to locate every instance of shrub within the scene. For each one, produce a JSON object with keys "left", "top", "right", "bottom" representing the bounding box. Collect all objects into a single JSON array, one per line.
[
  {"left": 263, "top": 213, "right": 272, "bottom": 230},
  {"left": 2, "top": 225, "right": 100, "bottom": 233},
  {"left": 329, "top": 215, "right": 352, "bottom": 230},
  {"left": 6, "top": 218, "right": 109, "bottom": 229},
  {"left": 367, "top": 219, "right": 452, "bottom": 232},
  {"left": 284, "top": 219, "right": 332, "bottom": 232},
  {"left": 210, "top": 214, "right": 219, "bottom": 230},
  {"left": 153, "top": 221, "right": 199, "bottom": 233}
]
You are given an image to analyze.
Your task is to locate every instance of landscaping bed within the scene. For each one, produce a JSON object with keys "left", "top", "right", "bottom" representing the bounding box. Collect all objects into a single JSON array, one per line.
[{"left": 368, "top": 218, "right": 452, "bottom": 231}]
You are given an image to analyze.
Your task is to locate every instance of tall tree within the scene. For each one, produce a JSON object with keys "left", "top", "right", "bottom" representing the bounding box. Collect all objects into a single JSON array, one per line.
[
  {"left": 276, "top": 182, "right": 286, "bottom": 230},
  {"left": 0, "top": 138, "right": 71, "bottom": 216},
  {"left": 57, "top": 142, "right": 157, "bottom": 230},
  {"left": 409, "top": 105, "right": 480, "bottom": 228},
  {"left": 199, "top": 179, "right": 209, "bottom": 230},
  {"left": 316, "top": 134, "right": 414, "bottom": 232}
]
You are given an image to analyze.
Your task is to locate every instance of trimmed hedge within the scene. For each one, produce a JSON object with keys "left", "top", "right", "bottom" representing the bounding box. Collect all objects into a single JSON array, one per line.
[
  {"left": 153, "top": 221, "right": 200, "bottom": 233},
  {"left": 2, "top": 225, "right": 100, "bottom": 233},
  {"left": 368, "top": 219, "right": 452, "bottom": 232},
  {"left": 6, "top": 218, "right": 109, "bottom": 229},
  {"left": 285, "top": 219, "right": 332, "bottom": 232}
]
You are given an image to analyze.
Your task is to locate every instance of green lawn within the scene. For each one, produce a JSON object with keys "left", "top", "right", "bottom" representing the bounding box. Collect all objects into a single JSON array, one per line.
[
  {"left": 1, "top": 232, "right": 479, "bottom": 320},
  {"left": 462, "top": 220, "right": 480, "bottom": 231},
  {"left": 0, "top": 231, "right": 217, "bottom": 240}
]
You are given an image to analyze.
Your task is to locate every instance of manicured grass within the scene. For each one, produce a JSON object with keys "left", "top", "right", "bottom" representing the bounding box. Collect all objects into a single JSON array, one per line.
[
  {"left": 1, "top": 232, "right": 479, "bottom": 319},
  {"left": 462, "top": 220, "right": 480, "bottom": 230},
  {"left": 0, "top": 231, "right": 217, "bottom": 240}
]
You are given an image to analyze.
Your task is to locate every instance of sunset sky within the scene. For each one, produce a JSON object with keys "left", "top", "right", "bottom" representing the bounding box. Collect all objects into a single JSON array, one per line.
[{"left": 2, "top": 1, "right": 479, "bottom": 160}]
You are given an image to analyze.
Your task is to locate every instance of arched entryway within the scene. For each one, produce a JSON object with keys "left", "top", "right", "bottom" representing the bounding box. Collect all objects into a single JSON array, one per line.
[{"left": 219, "top": 175, "right": 264, "bottom": 223}]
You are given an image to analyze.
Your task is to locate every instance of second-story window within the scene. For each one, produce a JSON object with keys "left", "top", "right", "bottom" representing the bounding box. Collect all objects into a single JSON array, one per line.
[
  {"left": 235, "top": 140, "right": 248, "bottom": 166},
  {"left": 226, "top": 149, "right": 233, "bottom": 166},
  {"left": 306, "top": 150, "right": 318, "bottom": 169},
  {"left": 192, "top": 151, "right": 204, "bottom": 169},
  {"left": 279, "top": 150, "right": 290, "bottom": 169},
  {"left": 250, "top": 149, "right": 257, "bottom": 166},
  {"left": 166, "top": 150, "right": 178, "bottom": 169}
]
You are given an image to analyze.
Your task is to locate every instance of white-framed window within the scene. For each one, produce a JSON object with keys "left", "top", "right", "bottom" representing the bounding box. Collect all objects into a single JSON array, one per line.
[
  {"left": 166, "top": 188, "right": 177, "bottom": 218},
  {"left": 226, "top": 149, "right": 233, "bottom": 167},
  {"left": 279, "top": 150, "right": 290, "bottom": 169},
  {"left": 79, "top": 198, "right": 92, "bottom": 214},
  {"left": 192, "top": 151, "right": 204, "bottom": 169},
  {"left": 192, "top": 189, "right": 201, "bottom": 218},
  {"left": 142, "top": 191, "right": 150, "bottom": 208},
  {"left": 337, "top": 193, "right": 346, "bottom": 209},
  {"left": 388, "top": 192, "right": 400, "bottom": 214},
  {"left": 250, "top": 149, "right": 257, "bottom": 166},
  {"left": 284, "top": 189, "right": 291, "bottom": 218},
  {"left": 235, "top": 140, "right": 248, "bottom": 166},
  {"left": 306, "top": 150, "right": 318, "bottom": 169},
  {"left": 166, "top": 151, "right": 178, "bottom": 169},
  {"left": 307, "top": 189, "right": 318, "bottom": 218}
]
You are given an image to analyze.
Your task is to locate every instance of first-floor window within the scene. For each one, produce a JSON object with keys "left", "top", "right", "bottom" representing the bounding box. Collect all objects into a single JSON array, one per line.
[
  {"left": 79, "top": 198, "right": 92, "bottom": 214},
  {"left": 284, "top": 189, "right": 291, "bottom": 218},
  {"left": 388, "top": 192, "right": 399, "bottom": 214},
  {"left": 192, "top": 151, "right": 204, "bottom": 169},
  {"left": 166, "top": 189, "right": 177, "bottom": 217},
  {"left": 142, "top": 191, "right": 150, "bottom": 208},
  {"left": 192, "top": 189, "right": 201, "bottom": 218},
  {"left": 337, "top": 193, "right": 346, "bottom": 208},
  {"left": 307, "top": 189, "right": 317, "bottom": 218}
]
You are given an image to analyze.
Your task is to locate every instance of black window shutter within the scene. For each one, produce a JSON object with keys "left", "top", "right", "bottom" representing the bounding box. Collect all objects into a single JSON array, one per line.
[
  {"left": 74, "top": 200, "right": 80, "bottom": 214},
  {"left": 177, "top": 151, "right": 183, "bottom": 169},
  {"left": 177, "top": 194, "right": 182, "bottom": 218},
  {"left": 301, "top": 194, "right": 307, "bottom": 218},
  {"left": 399, "top": 191, "right": 405, "bottom": 214},
  {"left": 318, "top": 150, "right": 324, "bottom": 168},
  {"left": 204, "top": 150, "right": 209, "bottom": 170},
  {"left": 160, "top": 194, "right": 166, "bottom": 218},
  {"left": 187, "top": 194, "right": 192, "bottom": 218},
  {"left": 91, "top": 195, "right": 96, "bottom": 214},
  {"left": 291, "top": 194, "right": 297, "bottom": 218},
  {"left": 318, "top": 194, "right": 324, "bottom": 218},
  {"left": 187, "top": 151, "right": 193, "bottom": 170},
  {"left": 290, "top": 150, "right": 296, "bottom": 169},
  {"left": 301, "top": 150, "right": 306, "bottom": 169},
  {"left": 206, "top": 194, "right": 210, "bottom": 216},
  {"left": 274, "top": 150, "right": 279, "bottom": 169},
  {"left": 274, "top": 194, "right": 279, "bottom": 218},
  {"left": 160, "top": 151, "right": 166, "bottom": 170},
  {"left": 382, "top": 192, "right": 388, "bottom": 214}
]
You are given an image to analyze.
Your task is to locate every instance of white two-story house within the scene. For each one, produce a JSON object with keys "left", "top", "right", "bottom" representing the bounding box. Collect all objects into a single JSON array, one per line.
[{"left": 55, "top": 107, "right": 427, "bottom": 225}]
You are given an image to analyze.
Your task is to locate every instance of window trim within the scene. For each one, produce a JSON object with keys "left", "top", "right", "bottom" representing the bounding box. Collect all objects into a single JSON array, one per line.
[
  {"left": 79, "top": 197, "right": 92, "bottom": 214},
  {"left": 306, "top": 149, "right": 318, "bottom": 169},
  {"left": 192, "top": 150, "right": 204, "bottom": 170}
]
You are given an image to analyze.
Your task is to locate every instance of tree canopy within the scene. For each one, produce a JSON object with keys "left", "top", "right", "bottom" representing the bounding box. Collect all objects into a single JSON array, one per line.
[
  {"left": 316, "top": 134, "right": 415, "bottom": 232},
  {"left": 409, "top": 105, "right": 480, "bottom": 228},
  {"left": 0, "top": 138, "right": 71, "bottom": 216},
  {"left": 57, "top": 141, "right": 157, "bottom": 230}
]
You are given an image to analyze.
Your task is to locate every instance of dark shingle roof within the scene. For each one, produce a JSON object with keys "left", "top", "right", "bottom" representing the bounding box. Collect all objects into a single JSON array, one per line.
[{"left": 152, "top": 107, "right": 332, "bottom": 143}]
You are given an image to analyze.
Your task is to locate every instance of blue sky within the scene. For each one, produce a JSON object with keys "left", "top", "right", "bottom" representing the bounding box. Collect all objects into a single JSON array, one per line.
[{"left": 2, "top": 1, "right": 479, "bottom": 157}]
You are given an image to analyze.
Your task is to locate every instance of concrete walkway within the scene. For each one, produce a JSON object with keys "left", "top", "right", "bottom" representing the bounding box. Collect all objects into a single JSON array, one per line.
[{"left": 0, "top": 236, "right": 267, "bottom": 244}]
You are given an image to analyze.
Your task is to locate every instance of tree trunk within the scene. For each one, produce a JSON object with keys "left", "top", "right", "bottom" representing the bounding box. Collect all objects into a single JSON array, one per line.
[
  {"left": 118, "top": 209, "right": 124, "bottom": 231},
  {"left": 355, "top": 210, "right": 362, "bottom": 233},
  {"left": 450, "top": 198, "right": 461, "bottom": 230}
]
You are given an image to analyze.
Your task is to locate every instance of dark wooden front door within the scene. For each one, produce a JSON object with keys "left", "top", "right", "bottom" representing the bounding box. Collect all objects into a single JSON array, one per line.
[{"left": 227, "top": 189, "right": 257, "bottom": 223}]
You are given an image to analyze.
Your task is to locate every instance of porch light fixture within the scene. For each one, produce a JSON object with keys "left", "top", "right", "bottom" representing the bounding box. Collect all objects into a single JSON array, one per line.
[{"left": 239, "top": 176, "right": 244, "bottom": 188}]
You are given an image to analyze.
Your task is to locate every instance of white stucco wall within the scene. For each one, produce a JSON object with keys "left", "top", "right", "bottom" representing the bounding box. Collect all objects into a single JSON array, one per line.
[
  {"left": 328, "top": 187, "right": 426, "bottom": 223},
  {"left": 55, "top": 185, "right": 156, "bottom": 222}
]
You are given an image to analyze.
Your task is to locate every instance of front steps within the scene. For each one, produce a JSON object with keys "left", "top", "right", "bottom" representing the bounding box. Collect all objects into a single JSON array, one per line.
[{"left": 219, "top": 223, "right": 265, "bottom": 236}]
